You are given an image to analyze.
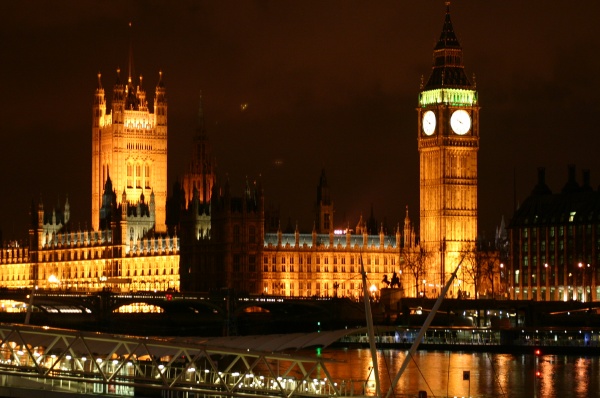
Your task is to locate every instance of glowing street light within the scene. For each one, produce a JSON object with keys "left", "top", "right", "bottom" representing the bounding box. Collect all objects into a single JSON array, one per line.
[{"left": 369, "top": 284, "right": 378, "bottom": 301}]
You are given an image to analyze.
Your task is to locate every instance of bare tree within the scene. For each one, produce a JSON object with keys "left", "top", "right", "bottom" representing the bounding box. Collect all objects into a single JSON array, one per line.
[
  {"left": 402, "top": 247, "right": 430, "bottom": 297},
  {"left": 462, "top": 248, "right": 484, "bottom": 299},
  {"left": 462, "top": 245, "right": 500, "bottom": 299},
  {"left": 481, "top": 251, "right": 501, "bottom": 298}
]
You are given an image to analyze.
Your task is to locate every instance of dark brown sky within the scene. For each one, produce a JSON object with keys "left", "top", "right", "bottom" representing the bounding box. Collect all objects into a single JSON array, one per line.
[{"left": 1, "top": 1, "right": 600, "bottom": 241}]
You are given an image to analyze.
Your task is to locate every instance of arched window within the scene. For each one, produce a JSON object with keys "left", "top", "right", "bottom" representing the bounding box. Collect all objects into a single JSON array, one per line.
[
  {"left": 135, "top": 164, "right": 142, "bottom": 188},
  {"left": 144, "top": 164, "right": 151, "bottom": 189},
  {"left": 127, "top": 163, "right": 133, "bottom": 188}
]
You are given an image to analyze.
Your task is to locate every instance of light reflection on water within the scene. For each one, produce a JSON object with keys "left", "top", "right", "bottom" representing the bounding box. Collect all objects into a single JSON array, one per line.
[{"left": 310, "top": 348, "right": 600, "bottom": 397}]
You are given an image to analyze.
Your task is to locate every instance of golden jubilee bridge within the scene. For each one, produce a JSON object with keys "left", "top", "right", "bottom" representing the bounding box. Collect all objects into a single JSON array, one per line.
[{"left": 0, "top": 323, "right": 377, "bottom": 398}]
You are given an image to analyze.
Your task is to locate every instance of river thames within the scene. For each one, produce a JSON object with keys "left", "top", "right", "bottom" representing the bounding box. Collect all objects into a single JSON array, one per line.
[{"left": 314, "top": 348, "right": 600, "bottom": 397}]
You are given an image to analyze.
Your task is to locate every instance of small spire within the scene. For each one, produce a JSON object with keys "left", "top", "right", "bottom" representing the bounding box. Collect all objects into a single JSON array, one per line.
[
  {"left": 128, "top": 21, "right": 134, "bottom": 81},
  {"left": 197, "top": 91, "right": 205, "bottom": 134},
  {"left": 445, "top": 1, "right": 451, "bottom": 13},
  {"left": 157, "top": 70, "right": 164, "bottom": 88},
  {"left": 97, "top": 72, "right": 102, "bottom": 89}
]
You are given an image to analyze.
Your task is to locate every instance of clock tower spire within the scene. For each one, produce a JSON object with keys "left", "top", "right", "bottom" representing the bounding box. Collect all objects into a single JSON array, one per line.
[{"left": 418, "top": 2, "right": 479, "bottom": 297}]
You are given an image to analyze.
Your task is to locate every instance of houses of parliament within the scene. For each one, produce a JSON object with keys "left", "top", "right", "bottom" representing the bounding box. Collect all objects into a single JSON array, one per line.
[{"left": 0, "top": 4, "right": 484, "bottom": 301}]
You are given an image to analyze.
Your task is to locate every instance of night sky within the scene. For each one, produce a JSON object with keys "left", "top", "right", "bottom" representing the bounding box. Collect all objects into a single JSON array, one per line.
[{"left": 1, "top": 1, "right": 599, "bottom": 241}]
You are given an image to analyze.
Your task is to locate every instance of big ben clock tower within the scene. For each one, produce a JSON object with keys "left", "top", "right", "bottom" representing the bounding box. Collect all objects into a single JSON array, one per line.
[{"left": 418, "top": 1, "right": 479, "bottom": 296}]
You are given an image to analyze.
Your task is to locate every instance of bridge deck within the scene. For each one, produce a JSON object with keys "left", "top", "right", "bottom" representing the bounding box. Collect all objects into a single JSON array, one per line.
[{"left": 0, "top": 323, "right": 373, "bottom": 398}]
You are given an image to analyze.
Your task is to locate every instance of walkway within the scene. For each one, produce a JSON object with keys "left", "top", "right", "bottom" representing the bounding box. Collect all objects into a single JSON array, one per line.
[{"left": 0, "top": 323, "right": 372, "bottom": 398}]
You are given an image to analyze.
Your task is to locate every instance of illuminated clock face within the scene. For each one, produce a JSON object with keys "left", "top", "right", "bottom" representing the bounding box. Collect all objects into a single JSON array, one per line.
[
  {"left": 422, "top": 110, "right": 436, "bottom": 136},
  {"left": 450, "top": 110, "right": 471, "bottom": 135}
]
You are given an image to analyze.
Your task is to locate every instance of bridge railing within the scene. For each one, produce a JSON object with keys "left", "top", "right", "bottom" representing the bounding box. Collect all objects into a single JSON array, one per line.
[{"left": 0, "top": 323, "right": 372, "bottom": 397}]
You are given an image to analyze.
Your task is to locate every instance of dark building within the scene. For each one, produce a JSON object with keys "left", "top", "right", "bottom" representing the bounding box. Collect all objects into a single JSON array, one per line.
[{"left": 508, "top": 166, "right": 600, "bottom": 301}]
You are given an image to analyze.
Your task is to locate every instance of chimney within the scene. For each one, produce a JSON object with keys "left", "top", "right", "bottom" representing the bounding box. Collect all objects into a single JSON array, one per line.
[
  {"left": 538, "top": 167, "right": 546, "bottom": 185},
  {"left": 583, "top": 169, "right": 590, "bottom": 187},
  {"left": 568, "top": 164, "right": 576, "bottom": 183}
]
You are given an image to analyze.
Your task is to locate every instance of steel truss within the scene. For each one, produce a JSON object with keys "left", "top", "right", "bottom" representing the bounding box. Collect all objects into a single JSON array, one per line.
[{"left": 0, "top": 323, "right": 369, "bottom": 397}]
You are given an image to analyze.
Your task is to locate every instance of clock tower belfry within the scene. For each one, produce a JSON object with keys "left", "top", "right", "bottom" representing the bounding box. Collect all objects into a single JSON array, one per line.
[{"left": 418, "top": 2, "right": 479, "bottom": 296}]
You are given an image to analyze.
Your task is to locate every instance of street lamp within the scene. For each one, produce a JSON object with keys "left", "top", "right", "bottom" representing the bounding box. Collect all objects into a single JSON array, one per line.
[
  {"left": 48, "top": 274, "right": 60, "bottom": 290},
  {"left": 369, "top": 284, "right": 377, "bottom": 301},
  {"left": 544, "top": 264, "right": 549, "bottom": 301},
  {"left": 499, "top": 263, "right": 504, "bottom": 299},
  {"left": 578, "top": 263, "right": 583, "bottom": 302},
  {"left": 586, "top": 264, "right": 591, "bottom": 301}
]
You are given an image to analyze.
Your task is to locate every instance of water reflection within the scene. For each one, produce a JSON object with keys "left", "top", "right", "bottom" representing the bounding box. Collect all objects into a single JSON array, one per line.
[{"left": 310, "top": 348, "right": 600, "bottom": 397}]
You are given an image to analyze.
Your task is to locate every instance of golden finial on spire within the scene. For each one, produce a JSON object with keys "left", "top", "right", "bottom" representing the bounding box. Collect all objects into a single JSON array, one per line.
[{"left": 128, "top": 21, "right": 134, "bottom": 81}]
